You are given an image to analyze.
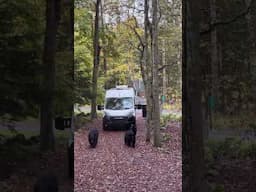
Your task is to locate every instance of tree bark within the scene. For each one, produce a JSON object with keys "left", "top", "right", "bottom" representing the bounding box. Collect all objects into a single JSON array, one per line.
[
  {"left": 183, "top": 0, "right": 206, "bottom": 191},
  {"left": 143, "top": 0, "right": 152, "bottom": 142},
  {"left": 151, "top": 0, "right": 161, "bottom": 147},
  {"left": 245, "top": 0, "right": 256, "bottom": 111},
  {"left": 91, "top": 0, "right": 101, "bottom": 119},
  {"left": 100, "top": 0, "right": 107, "bottom": 88},
  {"left": 162, "top": 39, "right": 166, "bottom": 106},
  {"left": 245, "top": 0, "right": 256, "bottom": 66},
  {"left": 40, "top": 0, "right": 61, "bottom": 152},
  {"left": 209, "top": 0, "right": 218, "bottom": 132}
]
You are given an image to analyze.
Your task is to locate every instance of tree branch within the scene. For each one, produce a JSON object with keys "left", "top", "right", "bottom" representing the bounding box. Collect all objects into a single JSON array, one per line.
[
  {"left": 123, "top": 17, "right": 145, "bottom": 48},
  {"left": 157, "top": 0, "right": 162, "bottom": 25},
  {"left": 158, "top": 63, "right": 175, "bottom": 71},
  {"left": 200, "top": 0, "right": 253, "bottom": 35}
]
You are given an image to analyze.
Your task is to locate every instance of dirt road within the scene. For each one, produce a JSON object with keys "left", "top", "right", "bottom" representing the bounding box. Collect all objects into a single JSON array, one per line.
[{"left": 74, "top": 110, "right": 181, "bottom": 192}]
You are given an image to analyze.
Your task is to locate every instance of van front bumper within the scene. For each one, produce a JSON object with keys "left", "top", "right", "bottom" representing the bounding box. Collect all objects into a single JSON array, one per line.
[{"left": 103, "top": 116, "right": 136, "bottom": 130}]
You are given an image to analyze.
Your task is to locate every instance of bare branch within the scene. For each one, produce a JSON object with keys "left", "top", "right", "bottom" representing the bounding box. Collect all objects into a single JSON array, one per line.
[
  {"left": 123, "top": 17, "right": 145, "bottom": 48},
  {"left": 158, "top": 63, "right": 175, "bottom": 71},
  {"left": 157, "top": 0, "right": 162, "bottom": 25},
  {"left": 200, "top": 0, "right": 253, "bottom": 35}
]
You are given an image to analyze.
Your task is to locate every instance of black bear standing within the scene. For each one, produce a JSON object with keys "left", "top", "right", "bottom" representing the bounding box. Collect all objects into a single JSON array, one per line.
[
  {"left": 34, "top": 173, "right": 58, "bottom": 192},
  {"left": 88, "top": 128, "right": 99, "bottom": 148},
  {"left": 124, "top": 124, "right": 136, "bottom": 148}
]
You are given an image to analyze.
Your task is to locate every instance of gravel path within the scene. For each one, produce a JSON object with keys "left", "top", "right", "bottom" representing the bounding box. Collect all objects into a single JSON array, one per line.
[{"left": 75, "top": 111, "right": 181, "bottom": 192}]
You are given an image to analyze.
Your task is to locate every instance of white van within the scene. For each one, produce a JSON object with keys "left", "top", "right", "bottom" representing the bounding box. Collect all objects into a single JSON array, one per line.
[{"left": 98, "top": 85, "right": 136, "bottom": 130}]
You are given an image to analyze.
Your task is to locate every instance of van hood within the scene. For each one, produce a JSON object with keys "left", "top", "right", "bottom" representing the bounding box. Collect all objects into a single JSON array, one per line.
[{"left": 104, "top": 109, "right": 135, "bottom": 117}]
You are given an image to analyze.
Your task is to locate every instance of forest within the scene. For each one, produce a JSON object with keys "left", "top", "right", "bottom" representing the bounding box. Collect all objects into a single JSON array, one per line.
[
  {"left": 74, "top": 0, "right": 182, "bottom": 191},
  {"left": 74, "top": 0, "right": 181, "bottom": 143},
  {"left": 0, "top": 0, "right": 255, "bottom": 191},
  {"left": 183, "top": 0, "right": 256, "bottom": 191},
  {"left": 0, "top": 1, "right": 74, "bottom": 191}
]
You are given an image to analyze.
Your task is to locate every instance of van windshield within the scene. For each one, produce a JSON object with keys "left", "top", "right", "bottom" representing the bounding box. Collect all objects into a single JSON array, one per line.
[{"left": 105, "top": 97, "right": 133, "bottom": 110}]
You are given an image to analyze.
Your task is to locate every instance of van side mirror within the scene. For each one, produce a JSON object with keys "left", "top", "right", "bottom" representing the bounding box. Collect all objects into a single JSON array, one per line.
[{"left": 97, "top": 105, "right": 104, "bottom": 110}]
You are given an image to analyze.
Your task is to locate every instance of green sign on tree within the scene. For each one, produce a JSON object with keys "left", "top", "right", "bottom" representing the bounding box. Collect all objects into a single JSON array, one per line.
[
  {"left": 209, "top": 96, "right": 215, "bottom": 110},
  {"left": 161, "top": 95, "right": 166, "bottom": 103}
]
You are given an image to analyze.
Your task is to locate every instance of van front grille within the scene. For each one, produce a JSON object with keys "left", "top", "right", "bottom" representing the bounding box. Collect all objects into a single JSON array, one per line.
[{"left": 110, "top": 116, "right": 127, "bottom": 121}]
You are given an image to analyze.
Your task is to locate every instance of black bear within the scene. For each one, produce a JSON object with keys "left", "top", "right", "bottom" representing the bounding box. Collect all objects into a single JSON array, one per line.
[
  {"left": 124, "top": 124, "right": 136, "bottom": 148},
  {"left": 34, "top": 173, "right": 58, "bottom": 192},
  {"left": 130, "top": 123, "right": 137, "bottom": 136},
  {"left": 88, "top": 128, "right": 99, "bottom": 148}
]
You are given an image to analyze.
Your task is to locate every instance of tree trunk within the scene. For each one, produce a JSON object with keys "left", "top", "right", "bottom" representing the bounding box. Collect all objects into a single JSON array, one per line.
[
  {"left": 245, "top": 0, "right": 256, "bottom": 75},
  {"left": 245, "top": 0, "right": 256, "bottom": 111},
  {"left": 40, "top": 0, "right": 61, "bottom": 152},
  {"left": 100, "top": 0, "right": 107, "bottom": 89},
  {"left": 151, "top": 0, "right": 161, "bottom": 147},
  {"left": 183, "top": 0, "right": 206, "bottom": 191},
  {"left": 144, "top": 0, "right": 152, "bottom": 142},
  {"left": 162, "top": 39, "right": 166, "bottom": 108},
  {"left": 209, "top": 0, "right": 218, "bottom": 132},
  {"left": 91, "top": 0, "right": 101, "bottom": 119}
]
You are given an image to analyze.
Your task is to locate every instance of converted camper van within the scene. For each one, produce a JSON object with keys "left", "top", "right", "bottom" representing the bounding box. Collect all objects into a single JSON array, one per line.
[{"left": 98, "top": 85, "right": 136, "bottom": 130}]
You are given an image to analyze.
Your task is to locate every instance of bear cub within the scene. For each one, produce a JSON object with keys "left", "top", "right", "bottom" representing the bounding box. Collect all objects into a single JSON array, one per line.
[
  {"left": 88, "top": 128, "right": 99, "bottom": 148},
  {"left": 124, "top": 124, "right": 136, "bottom": 148}
]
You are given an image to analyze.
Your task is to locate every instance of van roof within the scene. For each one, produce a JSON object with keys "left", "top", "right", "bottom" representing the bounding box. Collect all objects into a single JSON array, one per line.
[{"left": 106, "top": 87, "right": 134, "bottom": 98}]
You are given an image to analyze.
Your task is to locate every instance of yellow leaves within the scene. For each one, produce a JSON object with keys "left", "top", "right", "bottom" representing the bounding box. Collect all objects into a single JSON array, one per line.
[{"left": 109, "top": 63, "right": 128, "bottom": 73}]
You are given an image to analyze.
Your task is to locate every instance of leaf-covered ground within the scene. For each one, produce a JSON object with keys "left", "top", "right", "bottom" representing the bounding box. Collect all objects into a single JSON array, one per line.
[
  {"left": 207, "top": 158, "right": 256, "bottom": 192},
  {"left": 75, "top": 112, "right": 182, "bottom": 192},
  {"left": 0, "top": 133, "right": 73, "bottom": 192}
]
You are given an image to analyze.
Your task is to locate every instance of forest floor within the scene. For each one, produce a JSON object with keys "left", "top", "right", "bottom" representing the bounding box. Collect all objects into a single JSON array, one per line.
[
  {"left": 74, "top": 110, "right": 182, "bottom": 192},
  {"left": 0, "top": 129, "right": 73, "bottom": 192},
  {"left": 208, "top": 158, "right": 256, "bottom": 192}
]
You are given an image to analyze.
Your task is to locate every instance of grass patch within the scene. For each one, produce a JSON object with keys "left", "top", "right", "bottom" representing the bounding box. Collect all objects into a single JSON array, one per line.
[
  {"left": 0, "top": 129, "right": 70, "bottom": 163},
  {"left": 161, "top": 132, "right": 172, "bottom": 142},
  {"left": 0, "top": 129, "right": 38, "bottom": 139},
  {"left": 74, "top": 112, "right": 91, "bottom": 129},
  {"left": 205, "top": 137, "right": 256, "bottom": 192},
  {"left": 205, "top": 137, "right": 256, "bottom": 162},
  {"left": 213, "top": 112, "right": 256, "bottom": 130},
  {"left": 0, "top": 129, "right": 69, "bottom": 140},
  {"left": 160, "top": 113, "right": 181, "bottom": 127},
  {"left": 0, "top": 142, "right": 40, "bottom": 161},
  {"left": 162, "top": 102, "right": 181, "bottom": 111}
]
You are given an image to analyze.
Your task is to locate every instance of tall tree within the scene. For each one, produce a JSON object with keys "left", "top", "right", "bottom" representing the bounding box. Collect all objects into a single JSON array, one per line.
[
  {"left": 209, "top": 0, "right": 217, "bottom": 132},
  {"left": 151, "top": 0, "right": 161, "bottom": 147},
  {"left": 91, "top": 0, "right": 101, "bottom": 119},
  {"left": 40, "top": 0, "right": 61, "bottom": 151},
  {"left": 144, "top": 0, "right": 152, "bottom": 142},
  {"left": 100, "top": 0, "right": 108, "bottom": 86},
  {"left": 245, "top": 0, "right": 256, "bottom": 76},
  {"left": 183, "top": 0, "right": 205, "bottom": 191}
]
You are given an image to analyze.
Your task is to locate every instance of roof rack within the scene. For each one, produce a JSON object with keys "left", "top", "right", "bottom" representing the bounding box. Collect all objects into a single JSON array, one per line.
[{"left": 115, "top": 85, "right": 128, "bottom": 89}]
